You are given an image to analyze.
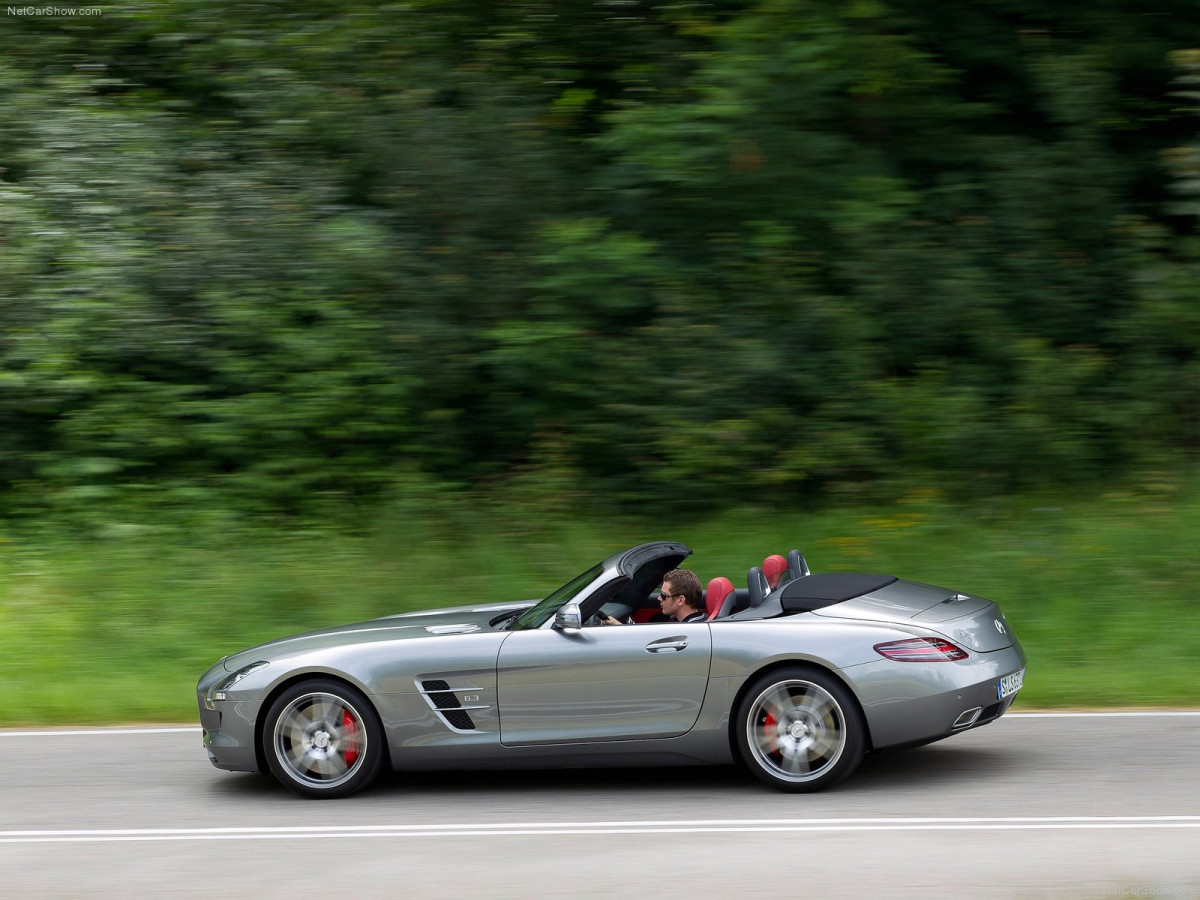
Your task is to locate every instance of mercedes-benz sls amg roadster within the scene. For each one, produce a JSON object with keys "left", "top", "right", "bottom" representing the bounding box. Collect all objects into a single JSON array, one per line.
[{"left": 197, "top": 541, "right": 1026, "bottom": 797}]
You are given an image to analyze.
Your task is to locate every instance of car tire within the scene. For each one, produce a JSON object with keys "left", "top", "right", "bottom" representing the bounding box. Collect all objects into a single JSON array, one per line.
[
  {"left": 735, "top": 666, "right": 865, "bottom": 793},
  {"left": 263, "top": 679, "right": 386, "bottom": 799}
]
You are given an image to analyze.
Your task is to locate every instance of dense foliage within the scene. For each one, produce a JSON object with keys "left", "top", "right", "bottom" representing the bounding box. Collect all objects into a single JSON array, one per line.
[{"left": 3, "top": 0, "right": 1200, "bottom": 517}]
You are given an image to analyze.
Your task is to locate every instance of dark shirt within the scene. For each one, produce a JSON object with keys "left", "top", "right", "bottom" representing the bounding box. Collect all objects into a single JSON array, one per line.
[{"left": 681, "top": 610, "right": 707, "bottom": 623}]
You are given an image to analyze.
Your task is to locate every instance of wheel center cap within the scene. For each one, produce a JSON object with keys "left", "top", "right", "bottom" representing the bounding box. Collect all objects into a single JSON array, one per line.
[
  {"left": 788, "top": 721, "right": 808, "bottom": 740},
  {"left": 312, "top": 730, "right": 331, "bottom": 750}
]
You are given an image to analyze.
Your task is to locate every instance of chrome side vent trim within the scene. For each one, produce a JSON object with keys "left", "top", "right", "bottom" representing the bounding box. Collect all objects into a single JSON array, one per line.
[
  {"left": 441, "top": 710, "right": 476, "bottom": 730},
  {"left": 417, "top": 679, "right": 488, "bottom": 733}
]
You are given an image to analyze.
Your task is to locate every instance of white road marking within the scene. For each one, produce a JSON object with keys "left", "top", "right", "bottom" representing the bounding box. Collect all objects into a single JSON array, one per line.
[
  {"left": 1006, "top": 711, "right": 1200, "bottom": 718},
  {"left": 3, "top": 817, "right": 1199, "bottom": 844},
  {"left": 0, "top": 727, "right": 197, "bottom": 737}
]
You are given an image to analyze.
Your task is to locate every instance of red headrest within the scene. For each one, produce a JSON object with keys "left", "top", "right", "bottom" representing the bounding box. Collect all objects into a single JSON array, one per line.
[
  {"left": 705, "top": 576, "right": 735, "bottom": 620},
  {"left": 763, "top": 554, "right": 788, "bottom": 589}
]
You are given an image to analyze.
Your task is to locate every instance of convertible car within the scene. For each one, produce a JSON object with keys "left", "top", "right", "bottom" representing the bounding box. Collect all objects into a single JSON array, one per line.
[{"left": 197, "top": 542, "right": 1026, "bottom": 798}]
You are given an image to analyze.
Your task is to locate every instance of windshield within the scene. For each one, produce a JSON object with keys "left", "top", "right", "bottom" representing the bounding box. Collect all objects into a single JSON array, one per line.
[{"left": 508, "top": 563, "right": 604, "bottom": 631}]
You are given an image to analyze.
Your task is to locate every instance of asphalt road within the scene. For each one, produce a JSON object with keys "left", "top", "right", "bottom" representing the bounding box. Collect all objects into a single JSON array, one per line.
[{"left": 3, "top": 712, "right": 1199, "bottom": 899}]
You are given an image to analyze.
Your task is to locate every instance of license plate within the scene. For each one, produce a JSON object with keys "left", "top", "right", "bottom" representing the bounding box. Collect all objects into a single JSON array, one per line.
[{"left": 998, "top": 668, "right": 1025, "bottom": 700}]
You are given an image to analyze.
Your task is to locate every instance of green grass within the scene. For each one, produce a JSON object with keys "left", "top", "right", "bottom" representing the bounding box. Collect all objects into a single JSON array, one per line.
[{"left": 2, "top": 474, "right": 1199, "bottom": 725}]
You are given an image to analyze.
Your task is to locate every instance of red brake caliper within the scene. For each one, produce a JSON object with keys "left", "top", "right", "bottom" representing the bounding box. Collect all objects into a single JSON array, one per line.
[
  {"left": 342, "top": 711, "right": 359, "bottom": 766},
  {"left": 764, "top": 711, "right": 778, "bottom": 754}
]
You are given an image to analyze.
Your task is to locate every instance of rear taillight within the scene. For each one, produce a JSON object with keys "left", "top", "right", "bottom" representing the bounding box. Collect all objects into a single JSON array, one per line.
[{"left": 874, "top": 637, "right": 969, "bottom": 662}]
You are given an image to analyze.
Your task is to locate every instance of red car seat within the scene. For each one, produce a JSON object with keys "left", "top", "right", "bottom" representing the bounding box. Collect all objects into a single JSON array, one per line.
[
  {"left": 762, "top": 554, "right": 788, "bottom": 590},
  {"left": 705, "top": 576, "right": 735, "bottom": 621}
]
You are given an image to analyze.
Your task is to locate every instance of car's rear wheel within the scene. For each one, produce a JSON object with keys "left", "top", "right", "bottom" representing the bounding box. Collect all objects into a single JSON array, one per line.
[
  {"left": 263, "top": 679, "right": 385, "bottom": 798},
  {"left": 736, "top": 666, "right": 865, "bottom": 792}
]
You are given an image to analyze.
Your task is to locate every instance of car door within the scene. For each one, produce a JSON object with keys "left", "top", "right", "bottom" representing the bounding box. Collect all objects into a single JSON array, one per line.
[{"left": 495, "top": 622, "right": 713, "bottom": 746}]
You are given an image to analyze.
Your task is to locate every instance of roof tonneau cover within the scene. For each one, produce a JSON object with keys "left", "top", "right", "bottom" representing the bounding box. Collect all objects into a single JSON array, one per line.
[{"left": 778, "top": 573, "right": 898, "bottom": 613}]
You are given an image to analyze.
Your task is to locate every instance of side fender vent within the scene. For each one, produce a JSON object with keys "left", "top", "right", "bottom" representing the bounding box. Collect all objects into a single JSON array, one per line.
[
  {"left": 418, "top": 679, "right": 482, "bottom": 732},
  {"left": 441, "top": 710, "right": 477, "bottom": 731}
]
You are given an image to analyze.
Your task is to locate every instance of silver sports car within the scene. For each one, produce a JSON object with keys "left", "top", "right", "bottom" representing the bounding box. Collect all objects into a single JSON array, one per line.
[{"left": 197, "top": 541, "right": 1026, "bottom": 798}]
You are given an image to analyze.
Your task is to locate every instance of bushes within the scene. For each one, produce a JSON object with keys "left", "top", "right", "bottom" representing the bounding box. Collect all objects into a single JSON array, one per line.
[{"left": 2, "top": 1, "right": 1199, "bottom": 518}]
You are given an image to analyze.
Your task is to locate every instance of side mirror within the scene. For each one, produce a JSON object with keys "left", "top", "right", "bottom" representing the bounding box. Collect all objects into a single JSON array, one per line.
[{"left": 554, "top": 603, "right": 583, "bottom": 633}]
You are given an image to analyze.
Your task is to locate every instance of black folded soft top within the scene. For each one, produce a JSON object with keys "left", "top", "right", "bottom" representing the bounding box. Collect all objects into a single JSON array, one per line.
[{"left": 778, "top": 573, "right": 898, "bottom": 613}]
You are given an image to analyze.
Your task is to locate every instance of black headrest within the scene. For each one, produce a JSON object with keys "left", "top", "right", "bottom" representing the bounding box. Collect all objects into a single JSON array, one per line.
[
  {"left": 787, "top": 549, "right": 810, "bottom": 578},
  {"left": 747, "top": 566, "right": 770, "bottom": 608}
]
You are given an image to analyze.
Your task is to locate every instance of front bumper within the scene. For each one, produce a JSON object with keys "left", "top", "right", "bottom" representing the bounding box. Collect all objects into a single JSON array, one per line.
[
  {"left": 197, "top": 663, "right": 263, "bottom": 773},
  {"left": 198, "top": 697, "right": 262, "bottom": 772}
]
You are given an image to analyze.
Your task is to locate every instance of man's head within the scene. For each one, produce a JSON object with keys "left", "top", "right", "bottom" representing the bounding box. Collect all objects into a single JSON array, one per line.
[{"left": 659, "top": 568, "right": 702, "bottom": 620}]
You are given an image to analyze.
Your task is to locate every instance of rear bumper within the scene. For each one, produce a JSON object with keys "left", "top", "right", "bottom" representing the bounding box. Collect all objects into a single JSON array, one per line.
[{"left": 850, "top": 641, "right": 1027, "bottom": 750}]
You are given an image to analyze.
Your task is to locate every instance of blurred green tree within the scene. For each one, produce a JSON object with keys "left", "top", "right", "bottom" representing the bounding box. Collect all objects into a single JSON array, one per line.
[{"left": 1, "top": 0, "right": 1199, "bottom": 518}]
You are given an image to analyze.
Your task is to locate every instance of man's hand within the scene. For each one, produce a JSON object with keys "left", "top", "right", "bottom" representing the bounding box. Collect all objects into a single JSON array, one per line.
[{"left": 600, "top": 615, "right": 624, "bottom": 625}]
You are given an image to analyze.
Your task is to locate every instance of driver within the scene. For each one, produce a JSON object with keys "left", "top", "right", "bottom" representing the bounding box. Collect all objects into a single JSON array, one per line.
[{"left": 602, "top": 568, "right": 707, "bottom": 624}]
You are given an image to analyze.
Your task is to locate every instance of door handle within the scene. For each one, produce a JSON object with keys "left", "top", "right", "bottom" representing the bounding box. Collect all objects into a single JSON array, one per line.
[{"left": 645, "top": 638, "right": 688, "bottom": 653}]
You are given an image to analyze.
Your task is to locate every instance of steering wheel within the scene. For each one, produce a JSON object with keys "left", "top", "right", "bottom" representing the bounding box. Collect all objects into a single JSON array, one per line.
[{"left": 587, "top": 602, "right": 635, "bottom": 626}]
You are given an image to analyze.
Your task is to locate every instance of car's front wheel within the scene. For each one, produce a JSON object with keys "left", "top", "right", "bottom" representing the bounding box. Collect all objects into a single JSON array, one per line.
[
  {"left": 735, "top": 666, "right": 865, "bottom": 792},
  {"left": 263, "top": 679, "right": 385, "bottom": 798}
]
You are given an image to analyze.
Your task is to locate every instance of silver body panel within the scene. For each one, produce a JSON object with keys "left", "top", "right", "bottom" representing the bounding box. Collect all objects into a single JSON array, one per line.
[{"left": 197, "top": 544, "right": 1027, "bottom": 779}]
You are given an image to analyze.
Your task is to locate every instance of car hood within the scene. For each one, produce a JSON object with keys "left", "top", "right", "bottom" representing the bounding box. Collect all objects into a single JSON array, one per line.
[{"left": 221, "top": 600, "right": 534, "bottom": 671}]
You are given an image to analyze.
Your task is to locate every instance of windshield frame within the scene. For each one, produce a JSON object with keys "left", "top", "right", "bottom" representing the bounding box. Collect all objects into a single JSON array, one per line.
[{"left": 507, "top": 563, "right": 606, "bottom": 631}]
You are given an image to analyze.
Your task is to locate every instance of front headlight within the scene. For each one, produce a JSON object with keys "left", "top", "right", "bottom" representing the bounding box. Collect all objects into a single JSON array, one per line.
[{"left": 205, "top": 661, "right": 269, "bottom": 709}]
